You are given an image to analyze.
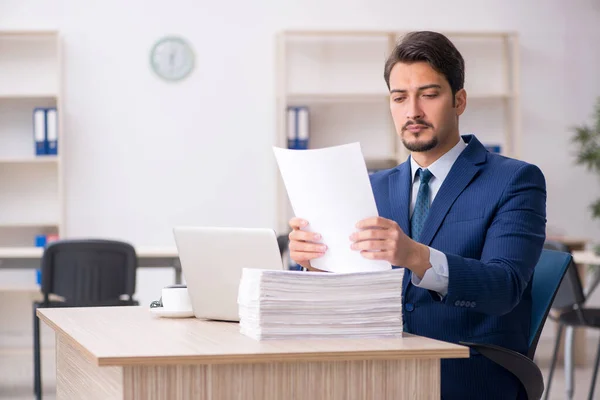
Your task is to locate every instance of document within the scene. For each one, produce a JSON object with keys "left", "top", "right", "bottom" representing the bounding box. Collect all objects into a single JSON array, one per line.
[{"left": 273, "top": 143, "right": 391, "bottom": 273}]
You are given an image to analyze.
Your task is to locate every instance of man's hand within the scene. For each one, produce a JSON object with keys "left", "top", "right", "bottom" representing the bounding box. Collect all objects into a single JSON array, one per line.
[
  {"left": 350, "top": 216, "right": 431, "bottom": 278},
  {"left": 288, "top": 218, "right": 327, "bottom": 271}
]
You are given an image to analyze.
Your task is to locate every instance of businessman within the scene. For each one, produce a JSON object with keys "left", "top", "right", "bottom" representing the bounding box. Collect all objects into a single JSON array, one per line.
[{"left": 288, "top": 31, "right": 546, "bottom": 400}]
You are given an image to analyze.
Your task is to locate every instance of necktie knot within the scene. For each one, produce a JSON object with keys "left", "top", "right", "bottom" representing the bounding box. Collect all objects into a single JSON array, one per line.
[{"left": 417, "top": 168, "right": 433, "bottom": 185}]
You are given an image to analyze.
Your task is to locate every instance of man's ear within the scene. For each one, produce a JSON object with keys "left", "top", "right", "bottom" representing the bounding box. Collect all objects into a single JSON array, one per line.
[{"left": 454, "top": 89, "right": 467, "bottom": 116}]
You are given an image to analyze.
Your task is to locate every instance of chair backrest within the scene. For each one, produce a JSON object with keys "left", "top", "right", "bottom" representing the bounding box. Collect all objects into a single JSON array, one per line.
[
  {"left": 41, "top": 239, "right": 138, "bottom": 306},
  {"left": 527, "top": 248, "right": 572, "bottom": 359},
  {"left": 543, "top": 240, "right": 586, "bottom": 310},
  {"left": 277, "top": 234, "right": 289, "bottom": 257}
]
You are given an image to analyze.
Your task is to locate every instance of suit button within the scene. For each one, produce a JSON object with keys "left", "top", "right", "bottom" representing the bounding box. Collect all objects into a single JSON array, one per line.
[
  {"left": 460, "top": 301, "right": 466, "bottom": 307},
  {"left": 471, "top": 302, "right": 476, "bottom": 308},
  {"left": 405, "top": 303, "right": 414, "bottom": 312},
  {"left": 455, "top": 300, "right": 461, "bottom": 306},
  {"left": 465, "top": 301, "right": 471, "bottom": 307}
]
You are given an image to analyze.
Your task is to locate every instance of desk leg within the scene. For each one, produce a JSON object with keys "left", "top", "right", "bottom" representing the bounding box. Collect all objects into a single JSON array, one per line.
[
  {"left": 123, "top": 359, "right": 440, "bottom": 400},
  {"left": 55, "top": 334, "right": 122, "bottom": 400}
]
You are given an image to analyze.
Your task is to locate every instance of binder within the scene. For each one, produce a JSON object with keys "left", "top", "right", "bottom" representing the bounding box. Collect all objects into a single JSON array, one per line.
[
  {"left": 485, "top": 144, "right": 502, "bottom": 154},
  {"left": 46, "top": 108, "right": 58, "bottom": 155},
  {"left": 296, "top": 106, "right": 309, "bottom": 150},
  {"left": 33, "top": 108, "right": 47, "bottom": 155},
  {"left": 34, "top": 234, "right": 47, "bottom": 285},
  {"left": 286, "top": 106, "right": 310, "bottom": 150},
  {"left": 287, "top": 107, "right": 297, "bottom": 149}
]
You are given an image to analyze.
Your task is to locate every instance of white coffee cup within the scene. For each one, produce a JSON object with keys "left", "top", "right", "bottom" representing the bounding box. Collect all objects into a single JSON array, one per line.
[{"left": 161, "top": 285, "right": 193, "bottom": 312}]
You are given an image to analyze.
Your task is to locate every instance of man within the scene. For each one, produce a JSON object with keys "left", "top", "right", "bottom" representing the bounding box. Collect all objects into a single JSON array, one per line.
[{"left": 288, "top": 31, "right": 546, "bottom": 399}]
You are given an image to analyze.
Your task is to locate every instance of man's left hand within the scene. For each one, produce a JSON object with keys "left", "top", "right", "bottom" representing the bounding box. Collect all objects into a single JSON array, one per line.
[{"left": 350, "top": 216, "right": 431, "bottom": 278}]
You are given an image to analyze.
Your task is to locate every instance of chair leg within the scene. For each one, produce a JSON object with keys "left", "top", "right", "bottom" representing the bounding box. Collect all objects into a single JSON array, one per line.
[
  {"left": 565, "top": 326, "right": 575, "bottom": 400},
  {"left": 588, "top": 335, "right": 600, "bottom": 400},
  {"left": 543, "top": 323, "right": 564, "bottom": 400},
  {"left": 33, "top": 302, "right": 42, "bottom": 400}
]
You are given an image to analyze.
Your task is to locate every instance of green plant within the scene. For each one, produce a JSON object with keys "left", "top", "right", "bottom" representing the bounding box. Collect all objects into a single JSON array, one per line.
[{"left": 572, "top": 97, "right": 600, "bottom": 219}]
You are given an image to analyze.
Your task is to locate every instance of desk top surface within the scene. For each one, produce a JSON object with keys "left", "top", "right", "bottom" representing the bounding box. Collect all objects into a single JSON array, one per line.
[
  {"left": 0, "top": 246, "right": 178, "bottom": 258},
  {"left": 573, "top": 250, "right": 600, "bottom": 265},
  {"left": 37, "top": 306, "right": 469, "bottom": 367}
]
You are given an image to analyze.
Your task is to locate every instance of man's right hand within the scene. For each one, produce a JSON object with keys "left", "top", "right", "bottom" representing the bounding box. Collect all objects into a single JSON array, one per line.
[{"left": 288, "top": 217, "right": 327, "bottom": 271}]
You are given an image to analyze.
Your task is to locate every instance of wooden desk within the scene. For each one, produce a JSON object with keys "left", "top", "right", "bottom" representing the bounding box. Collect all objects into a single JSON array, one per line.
[
  {"left": 547, "top": 236, "right": 589, "bottom": 252},
  {"left": 0, "top": 246, "right": 182, "bottom": 284},
  {"left": 38, "top": 306, "right": 469, "bottom": 400},
  {"left": 573, "top": 250, "right": 600, "bottom": 266}
]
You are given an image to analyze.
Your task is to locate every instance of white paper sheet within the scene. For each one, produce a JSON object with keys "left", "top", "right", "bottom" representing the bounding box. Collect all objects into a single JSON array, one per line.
[{"left": 273, "top": 143, "right": 391, "bottom": 273}]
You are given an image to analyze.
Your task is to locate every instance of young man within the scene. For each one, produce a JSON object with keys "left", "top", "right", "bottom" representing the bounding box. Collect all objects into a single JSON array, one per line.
[{"left": 288, "top": 31, "right": 546, "bottom": 399}]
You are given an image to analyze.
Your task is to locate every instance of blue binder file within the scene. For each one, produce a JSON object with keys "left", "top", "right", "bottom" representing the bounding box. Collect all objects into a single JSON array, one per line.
[
  {"left": 46, "top": 108, "right": 58, "bottom": 155},
  {"left": 33, "top": 108, "right": 47, "bottom": 155},
  {"left": 296, "top": 106, "right": 309, "bottom": 150},
  {"left": 286, "top": 106, "right": 310, "bottom": 150},
  {"left": 34, "top": 234, "right": 47, "bottom": 285},
  {"left": 485, "top": 144, "right": 502, "bottom": 154}
]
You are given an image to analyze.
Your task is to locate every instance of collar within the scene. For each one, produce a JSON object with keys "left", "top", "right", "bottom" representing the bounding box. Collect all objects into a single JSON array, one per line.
[{"left": 410, "top": 137, "right": 468, "bottom": 182}]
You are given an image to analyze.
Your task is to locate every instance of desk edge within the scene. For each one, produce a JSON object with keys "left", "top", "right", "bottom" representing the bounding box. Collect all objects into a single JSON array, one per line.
[
  {"left": 37, "top": 308, "right": 100, "bottom": 365},
  {"left": 36, "top": 309, "right": 469, "bottom": 367}
]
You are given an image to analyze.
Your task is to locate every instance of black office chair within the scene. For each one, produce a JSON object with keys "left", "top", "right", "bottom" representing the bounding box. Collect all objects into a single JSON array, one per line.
[
  {"left": 277, "top": 234, "right": 289, "bottom": 258},
  {"left": 543, "top": 241, "right": 600, "bottom": 400},
  {"left": 33, "top": 239, "right": 139, "bottom": 400}
]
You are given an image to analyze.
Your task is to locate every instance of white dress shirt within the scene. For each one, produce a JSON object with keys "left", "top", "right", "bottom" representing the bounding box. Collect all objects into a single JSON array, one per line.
[{"left": 409, "top": 138, "right": 468, "bottom": 297}]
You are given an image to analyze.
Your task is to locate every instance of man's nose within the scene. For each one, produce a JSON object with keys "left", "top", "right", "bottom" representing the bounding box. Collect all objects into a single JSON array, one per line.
[{"left": 406, "top": 98, "right": 424, "bottom": 120}]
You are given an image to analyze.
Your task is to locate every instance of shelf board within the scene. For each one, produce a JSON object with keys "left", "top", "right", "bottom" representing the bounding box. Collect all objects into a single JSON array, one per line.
[
  {"left": 287, "top": 93, "right": 388, "bottom": 104},
  {"left": 0, "top": 93, "right": 57, "bottom": 100},
  {"left": 283, "top": 30, "right": 391, "bottom": 38},
  {"left": 440, "top": 31, "right": 517, "bottom": 39},
  {"left": 0, "top": 30, "right": 58, "bottom": 37},
  {"left": 286, "top": 92, "right": 514, "bottom": 104},
  {"left": 0, "top": 156, "right": 59, "bottom": 164},
  {"left": 366, "top": 158, "right": 399, "bottom": 171},
  {"left": 0, "top": 222, "right": 59, "bottom": 228},
  {"left": 468, "top": 93, "right": 515, "bottom": 100},
  {"left": 0, "top": 284, "right": 40, "bottom": 293},
  {"left": 0, "top": 247, "right": 43, "bottom": 257},
  {"left": 282, "top": 30, "right": 516, "bottom": 39}
]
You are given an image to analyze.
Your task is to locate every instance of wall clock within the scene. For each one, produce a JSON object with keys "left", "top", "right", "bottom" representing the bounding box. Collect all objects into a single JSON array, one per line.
[{"left": 150, "top": 36, "right": 195, "bottom": 82}]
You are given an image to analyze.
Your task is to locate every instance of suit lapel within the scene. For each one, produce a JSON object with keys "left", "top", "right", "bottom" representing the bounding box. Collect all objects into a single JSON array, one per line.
[
  {"left": 418, "top": 135, "right": 487, "bottom": 246},
  {"left": 388, "top": 159, "right": 412, "bottom": 236},
  {"left": 388, "top": 159, "right": 412, "bottom": 292}
]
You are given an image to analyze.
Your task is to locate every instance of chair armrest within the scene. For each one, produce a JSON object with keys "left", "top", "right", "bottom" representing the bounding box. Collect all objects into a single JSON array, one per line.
[{"left": 459, "top": 341, "right": 544, "bottom": 400}]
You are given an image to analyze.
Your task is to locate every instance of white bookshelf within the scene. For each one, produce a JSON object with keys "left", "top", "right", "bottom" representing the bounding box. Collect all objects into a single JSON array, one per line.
[
  {"left": 275, "top": 30, "right": 520, "bottom": 232},
  {"left": 0, "top": 31, "right": 63, "bottom": 248}
]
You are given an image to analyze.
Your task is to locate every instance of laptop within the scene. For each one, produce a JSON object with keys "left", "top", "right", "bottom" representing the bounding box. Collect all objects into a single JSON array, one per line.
[{"left": 173, "top": 226, "right": 285, "bottom": 322}]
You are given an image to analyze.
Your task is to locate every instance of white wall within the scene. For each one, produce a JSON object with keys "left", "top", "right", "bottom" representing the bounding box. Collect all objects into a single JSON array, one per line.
[{"left": 1, "top": 0, "right": 599, "bottom": 313}]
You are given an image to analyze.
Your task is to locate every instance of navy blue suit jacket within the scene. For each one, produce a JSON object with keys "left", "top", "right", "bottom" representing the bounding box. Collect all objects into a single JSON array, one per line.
[{"left": 369, "top": 135, "right": 546, "bottom": 400}]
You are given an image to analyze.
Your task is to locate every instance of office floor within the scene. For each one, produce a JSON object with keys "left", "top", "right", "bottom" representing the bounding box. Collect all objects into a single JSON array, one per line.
[{"left": 0, "top": 350, "right": 598, "bottom": 400}]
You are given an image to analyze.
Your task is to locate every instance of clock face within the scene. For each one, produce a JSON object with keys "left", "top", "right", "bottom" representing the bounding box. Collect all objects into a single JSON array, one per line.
[{"left": 150, "top": 36, "right": 195, "bottom": 82}]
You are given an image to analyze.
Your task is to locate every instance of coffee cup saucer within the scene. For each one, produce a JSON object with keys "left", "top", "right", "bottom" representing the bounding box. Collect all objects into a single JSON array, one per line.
[{"left": 150, "top": 307, "right": 195, "bottom": 318}]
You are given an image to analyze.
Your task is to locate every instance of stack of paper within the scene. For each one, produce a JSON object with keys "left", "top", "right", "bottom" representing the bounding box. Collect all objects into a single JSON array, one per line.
[{"left": 238, "top": 268, "right": 404, "bottom": 340}]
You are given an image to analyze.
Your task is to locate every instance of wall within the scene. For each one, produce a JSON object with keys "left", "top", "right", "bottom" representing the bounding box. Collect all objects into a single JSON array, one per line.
[{"left": 1, "top": 0, "right": 599, "bottom": 327}]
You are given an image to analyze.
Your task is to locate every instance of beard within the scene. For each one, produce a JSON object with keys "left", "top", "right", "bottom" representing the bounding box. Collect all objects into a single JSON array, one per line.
[
  {"left": 402, "top": 133, "right": 438, "bottom": 152},
  {"left": 400, "top": 119, "right": 437, "bottom": 152}
]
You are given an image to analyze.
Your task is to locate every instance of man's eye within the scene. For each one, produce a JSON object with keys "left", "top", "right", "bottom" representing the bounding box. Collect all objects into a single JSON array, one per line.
[
  {"left": 423, "top": 94, "right": 438, "bottom": 98},
  {"left": 393, "top": 97, "right": 405, "bottom": 103}
]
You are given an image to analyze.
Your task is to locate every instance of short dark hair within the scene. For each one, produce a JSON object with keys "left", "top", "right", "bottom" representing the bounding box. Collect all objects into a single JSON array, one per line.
[{"left": 384, "top": 31, "right": 465, "bottom": 96}]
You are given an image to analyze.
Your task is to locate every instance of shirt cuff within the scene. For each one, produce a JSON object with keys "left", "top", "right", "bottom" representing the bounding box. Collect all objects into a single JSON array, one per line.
[{"left": 411, "top": 247, "right": 449, "bottom": 297}]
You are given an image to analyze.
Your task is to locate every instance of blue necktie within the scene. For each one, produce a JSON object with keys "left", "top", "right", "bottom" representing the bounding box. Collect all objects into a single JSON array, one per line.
[{"left": 411, "top": 168, "right": 433, "bottom": 242}]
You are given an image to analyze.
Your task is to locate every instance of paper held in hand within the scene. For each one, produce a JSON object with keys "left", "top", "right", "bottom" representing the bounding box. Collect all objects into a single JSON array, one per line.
[{"left": 273, "top": 142, "right": 391, "bottom": 273}]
